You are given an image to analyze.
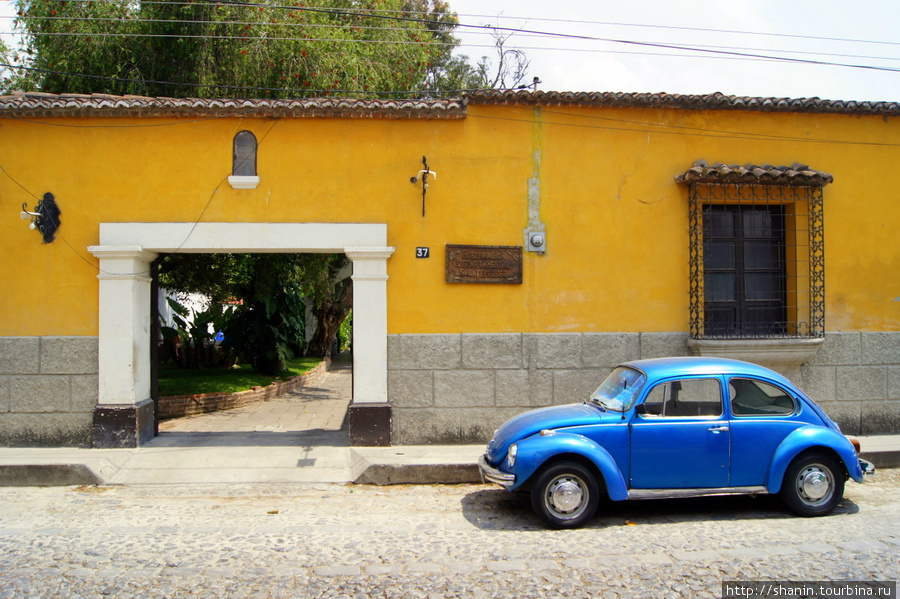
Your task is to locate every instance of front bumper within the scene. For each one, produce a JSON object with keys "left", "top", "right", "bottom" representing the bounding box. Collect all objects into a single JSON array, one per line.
[
  {"left": 860, "top": 458, "right": 876, "bottom": 477},
  {"left": 478, "top": 454, "right": 516, "bottom": 489}
]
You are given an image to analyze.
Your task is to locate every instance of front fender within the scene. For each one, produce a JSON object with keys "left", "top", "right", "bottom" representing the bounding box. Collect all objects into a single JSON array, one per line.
[
  {"left": 510, "top": 432, "right": 629, "bottom": 501},
  {"left": 767, "top": 426, "right": 863, "bottom": 493}
]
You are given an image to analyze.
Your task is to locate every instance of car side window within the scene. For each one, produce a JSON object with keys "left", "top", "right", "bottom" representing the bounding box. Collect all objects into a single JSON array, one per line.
[
  {"left": 730, "top": 378, "right": 796, "bottom": 416},
  {"left": 640, "top": 378, "right": 722, "bottom": 418}
]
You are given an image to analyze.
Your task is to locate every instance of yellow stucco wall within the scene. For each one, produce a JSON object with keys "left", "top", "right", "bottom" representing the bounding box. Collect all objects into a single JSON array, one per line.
[{"left": 2, "top": 101, "right": 898, "bottom": 337}]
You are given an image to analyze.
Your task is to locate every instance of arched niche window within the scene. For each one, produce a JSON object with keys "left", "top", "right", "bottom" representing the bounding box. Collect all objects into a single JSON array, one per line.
[{"left": 228, "top": 130, "right": 260, "bottom": 189}]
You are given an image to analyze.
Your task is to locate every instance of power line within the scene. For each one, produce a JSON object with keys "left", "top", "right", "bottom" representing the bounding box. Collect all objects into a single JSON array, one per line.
[
  {"left": 535, "top": 108, "right": 900, "bottom": 148},
  {"left": 7, "top": 27, "right": 900, "bottom": 69},
  {"left": 0, "top": 62, "right": 476, "bottom": 96},
  {"left": 16, "top": 0, "right": 900, "bottom": 49},
  {"left": 4, "top": 2, "right": 899, "bottom": 72},
  {"left": 0, "top": 110, "right": 284, "bottom": 273},
  {"left": 6, "top": 10, "right": 900, "bottom": 65},
  {"left": 453, "top": 12, "right": 900, "bottom": 49}
]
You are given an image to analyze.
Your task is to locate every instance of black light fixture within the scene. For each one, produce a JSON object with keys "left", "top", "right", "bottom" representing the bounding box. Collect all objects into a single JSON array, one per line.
[{"left": 20, "top": 192, "right": 61, "bottom": 243}]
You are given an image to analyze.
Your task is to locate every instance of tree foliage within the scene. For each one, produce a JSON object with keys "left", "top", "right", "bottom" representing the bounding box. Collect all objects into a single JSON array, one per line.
[
  {"left": 221, "top": 255, "right": 309, "bottom": 375},
  {"left": 8, "top": 0, "right": 492, "bottom": 97},
  {"left": 159, "top": 253, "right": 352, "bottom": 366}
]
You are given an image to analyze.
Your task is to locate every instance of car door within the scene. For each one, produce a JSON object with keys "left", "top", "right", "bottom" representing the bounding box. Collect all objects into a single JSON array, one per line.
[
  {"left": 629, "top": 376, "right": 730, "bottom": 489},
  {"left": 727, "top": 376, "right": 803, "bottom": 487}
]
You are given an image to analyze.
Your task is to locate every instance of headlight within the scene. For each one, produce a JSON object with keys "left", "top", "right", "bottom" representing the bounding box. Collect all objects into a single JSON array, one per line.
[{"left": 507, "top": 444, "right": 518, "bottom": 469}]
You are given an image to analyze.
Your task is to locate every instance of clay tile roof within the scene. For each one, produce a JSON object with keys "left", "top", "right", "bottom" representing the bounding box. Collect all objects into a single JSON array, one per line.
[
  {"left": 464, "top": 89, "right": 900, "bottom": 116},
  {"left": 2, "top": 89, "right": 898, "bottom": 119},
  {"left": 0, "top": 92, "right": 467, "bottom": 119},
  {"left": 675, "top": 160, "right": 834, "bottom": 187}
]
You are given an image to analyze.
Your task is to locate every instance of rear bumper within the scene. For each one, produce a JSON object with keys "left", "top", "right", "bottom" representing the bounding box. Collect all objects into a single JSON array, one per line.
[{"left": 478, "top": 454, "right": 516, "bottom": 489}]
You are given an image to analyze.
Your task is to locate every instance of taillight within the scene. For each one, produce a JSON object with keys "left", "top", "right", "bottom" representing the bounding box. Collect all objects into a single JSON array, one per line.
[{"left": 847, "top": 435, "right": 861, "bottom": 454}]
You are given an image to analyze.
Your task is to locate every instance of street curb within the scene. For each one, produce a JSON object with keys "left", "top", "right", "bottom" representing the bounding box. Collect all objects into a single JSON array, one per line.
[
  {"left": 0, "top": 464, "right": 102, "bottom": 487},
  {"left": 353, "top": 463, "right": 481, "bottom": 485},
  {"left": 356, "top": 452, "right": 900, "bottom": 486},
  {"left": 860, "top": 450, "right": 900, "bottom": 469}
]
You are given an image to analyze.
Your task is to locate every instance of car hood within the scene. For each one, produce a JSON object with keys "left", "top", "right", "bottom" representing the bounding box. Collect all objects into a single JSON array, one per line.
[{"left": 485, "top": 403, "right": 613, "bottom": 463}]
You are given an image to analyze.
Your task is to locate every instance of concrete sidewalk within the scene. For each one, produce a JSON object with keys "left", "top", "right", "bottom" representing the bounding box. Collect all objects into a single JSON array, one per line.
[
  {"left": 0, "top": 361, "right": 898, "bottom": 486},
  {"left": 0, "top": 360, "right": 485, "bottom": 487},
  {"left": 1, "top": 438, "right": 896, "bottom": 488},
  {"left": 0, "top": 443, "right": 486, "bottom": 487}
]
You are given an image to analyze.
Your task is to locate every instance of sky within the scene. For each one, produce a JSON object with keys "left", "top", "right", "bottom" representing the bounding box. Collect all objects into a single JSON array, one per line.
[
  {"left": 447, "top": 0, "right": 900, "bottom": 102},
  {"left": 1, "top": 0, "right": 898, "bottom": 103}
]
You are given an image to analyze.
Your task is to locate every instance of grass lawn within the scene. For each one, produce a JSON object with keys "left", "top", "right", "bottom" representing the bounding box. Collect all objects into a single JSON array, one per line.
[{"left": 158, "top": 356, "right": 323, "bottom": 396}]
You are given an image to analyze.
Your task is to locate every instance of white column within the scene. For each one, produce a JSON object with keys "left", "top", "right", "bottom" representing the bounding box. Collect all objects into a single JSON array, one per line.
[
  {"left": 345, "top": 246, "right": 394, "bottom": 404},
  {"left": 87, "top": 245, "right": 157, "bottom": 406}
]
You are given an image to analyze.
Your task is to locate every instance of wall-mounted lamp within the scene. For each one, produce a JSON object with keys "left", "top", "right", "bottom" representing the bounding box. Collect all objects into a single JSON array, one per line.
[
  {"left": 19, "top": 205, "right": 41, "bottom": 227},
  {"left": 410, "top": 156, "right": 437, "bottom": 217},
  {"left": 20, "top": 193, "right": 61, "bottom": 243}
]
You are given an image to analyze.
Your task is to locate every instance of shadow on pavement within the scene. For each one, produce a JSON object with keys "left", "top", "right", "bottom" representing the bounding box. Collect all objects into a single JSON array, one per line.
[
  {"left": 146, "top": 429, "right": 350, "bottom": 448},
  {"left": 460, "top": 487, "right": 860, "bottom": 531}
]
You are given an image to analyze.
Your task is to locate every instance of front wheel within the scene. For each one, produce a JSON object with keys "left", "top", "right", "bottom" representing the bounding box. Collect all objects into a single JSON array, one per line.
[
  {"left": 530, "top": 461, "right": 600, "bottom": 529},
  {"left": 780, "top": 452, "right": 844, "bottom": 517}
]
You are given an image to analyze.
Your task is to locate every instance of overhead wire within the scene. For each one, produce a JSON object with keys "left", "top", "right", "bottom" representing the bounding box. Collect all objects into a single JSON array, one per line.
[
  {"left": 12, "top": 0, "right": 900, "bottom": 49},
  {"left": 1, "top": 1, "right": 899, "bottom": 73},
  {"left": 0, "top": 111, "right": 284, "bottom": 275},
  {"left": 6, "top": 27, "right": 900, "bottom": 68},
  {"left": 0, "top": 61, "right": 485, "bottom": 97},
  {"left": 452, "top": 12, "right": 900, "bottom": 49}
]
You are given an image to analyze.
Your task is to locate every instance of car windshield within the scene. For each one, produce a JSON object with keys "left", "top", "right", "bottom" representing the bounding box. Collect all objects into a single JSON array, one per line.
[{"left": 589, "top": 367, "right": 646, "bottom": 412}]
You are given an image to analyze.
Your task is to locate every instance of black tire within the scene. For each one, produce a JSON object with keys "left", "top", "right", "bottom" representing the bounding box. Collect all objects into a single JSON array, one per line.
[
  {"left": 780, "top": 452, "right": 845, "bottom": 517},
  {"left": 530, "top": 461, "right": 600, "bottom": 529}
]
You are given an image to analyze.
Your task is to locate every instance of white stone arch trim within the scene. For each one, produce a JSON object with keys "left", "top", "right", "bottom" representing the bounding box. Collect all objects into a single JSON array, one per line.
[{"left": 88, "top": 223, "right": 394, "bottom": 445}]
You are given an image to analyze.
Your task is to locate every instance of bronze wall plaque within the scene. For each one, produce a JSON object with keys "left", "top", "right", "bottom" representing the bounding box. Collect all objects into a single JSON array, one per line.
[{"left": 445, "top": 244, "right": 523, "bottom": 284}]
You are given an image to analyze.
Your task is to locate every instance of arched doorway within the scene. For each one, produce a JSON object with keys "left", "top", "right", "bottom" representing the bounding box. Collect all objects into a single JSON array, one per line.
[{"left": 88, "top": 222, "right": 394, "bottom": 448}]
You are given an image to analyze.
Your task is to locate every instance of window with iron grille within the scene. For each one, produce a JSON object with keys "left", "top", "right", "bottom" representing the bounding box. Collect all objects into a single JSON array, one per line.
[{"left": 677, "top": 162, "right": 829, "bottom": 340}]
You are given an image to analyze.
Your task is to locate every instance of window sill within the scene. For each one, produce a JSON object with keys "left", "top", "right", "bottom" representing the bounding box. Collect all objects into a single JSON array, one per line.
[
  {"left": 228, "top": 175, "right": 260, "bottom": 190},
  {"left": 687, "top": 337, "right": 824, "bottom": 369}
]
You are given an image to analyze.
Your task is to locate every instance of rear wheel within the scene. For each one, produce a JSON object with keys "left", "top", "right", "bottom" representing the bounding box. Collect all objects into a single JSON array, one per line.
[
  {"left": 530, "top": 461, "right": 600, "bottom": 529},
  {"left": 780, "top": 452, "right": 844, "bottom": 517}
]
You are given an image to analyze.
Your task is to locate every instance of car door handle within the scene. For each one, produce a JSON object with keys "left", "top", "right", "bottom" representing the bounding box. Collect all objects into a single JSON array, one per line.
[{"left": 708, "top": 425, "right": 729, "bottom": 433}]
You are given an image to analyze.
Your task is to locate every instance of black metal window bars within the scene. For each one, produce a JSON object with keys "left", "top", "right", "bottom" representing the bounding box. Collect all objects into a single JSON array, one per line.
[{"left": 678, "top": 163, "right": 828, "bottom": 340}]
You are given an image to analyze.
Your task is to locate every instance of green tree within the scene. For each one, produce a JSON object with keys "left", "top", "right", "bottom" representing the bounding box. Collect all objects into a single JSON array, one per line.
[
  {"left": 8, "top": 0, "right": 486, "bottom": 98},
  {"left": 159, "top": 253, "right": 352, "bottom": 368},
  {"left": 298, "top": 254, "right": 353, "bottom": 358},
  {"left": 220, "top": 255, "right": 309, "bottom": 376}
]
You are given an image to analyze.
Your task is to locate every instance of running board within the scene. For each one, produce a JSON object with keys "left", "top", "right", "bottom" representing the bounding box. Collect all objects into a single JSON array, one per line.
[{"left": 627, "top": 486, "right": 769, "bottom": 500}]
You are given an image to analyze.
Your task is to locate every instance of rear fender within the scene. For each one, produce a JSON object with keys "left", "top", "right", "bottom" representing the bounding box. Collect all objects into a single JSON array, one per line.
[
  {"left": 512, "top": 432, "right": 629, "bottom": 501},
  {"left": 767, "top": 426, "right": 863, "bottom": 493}
]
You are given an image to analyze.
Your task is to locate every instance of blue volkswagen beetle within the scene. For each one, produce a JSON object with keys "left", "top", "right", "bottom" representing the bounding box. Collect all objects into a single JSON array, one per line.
[{"left": 478, "top": 357, "right": 874, "bottom": 528}]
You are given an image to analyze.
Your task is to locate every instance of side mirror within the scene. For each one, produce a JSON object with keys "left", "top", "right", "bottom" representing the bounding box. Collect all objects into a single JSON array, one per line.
[{"left": 634, "top": 403, "right": 647, "bottom": 415}]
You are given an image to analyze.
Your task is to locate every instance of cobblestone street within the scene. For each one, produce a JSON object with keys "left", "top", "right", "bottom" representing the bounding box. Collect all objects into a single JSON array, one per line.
[{"left": 1, "top": 469, "right": 897, "bottom": 598}]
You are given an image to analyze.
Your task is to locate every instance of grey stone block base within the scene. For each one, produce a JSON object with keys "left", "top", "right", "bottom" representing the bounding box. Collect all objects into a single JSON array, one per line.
[{"left": 388, "top": 331, "right": 900, "bottom": 443}]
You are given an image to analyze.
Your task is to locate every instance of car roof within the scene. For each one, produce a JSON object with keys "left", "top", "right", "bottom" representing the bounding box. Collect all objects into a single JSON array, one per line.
[{"left": 620, "top": 356, "right": 793, "bottom": 386}]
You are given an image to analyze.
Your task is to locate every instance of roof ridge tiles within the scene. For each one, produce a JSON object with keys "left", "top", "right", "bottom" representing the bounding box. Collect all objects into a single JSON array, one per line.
[
  {"left": 1, "top": 90, "right": 898, "bottom": 117},
  {"left": 464, "top": 89, "right": 900, "bottom": 115},
  {"left": 0, "top": 92, "right": 468, "bottom": 119}
]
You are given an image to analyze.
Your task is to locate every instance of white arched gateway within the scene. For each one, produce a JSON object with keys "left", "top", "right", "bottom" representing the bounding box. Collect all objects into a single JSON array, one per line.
[{"left": 88, "top": 222, "right": 394, "bottom": 448}]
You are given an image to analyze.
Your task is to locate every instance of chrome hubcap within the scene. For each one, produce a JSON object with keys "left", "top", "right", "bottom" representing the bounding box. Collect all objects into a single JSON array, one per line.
[
  {"left": 797, "top": 465, "right": 832, "bottom": 504},
  {"left": 548, "top": 477, "right": 585, "bottom": 515}
]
